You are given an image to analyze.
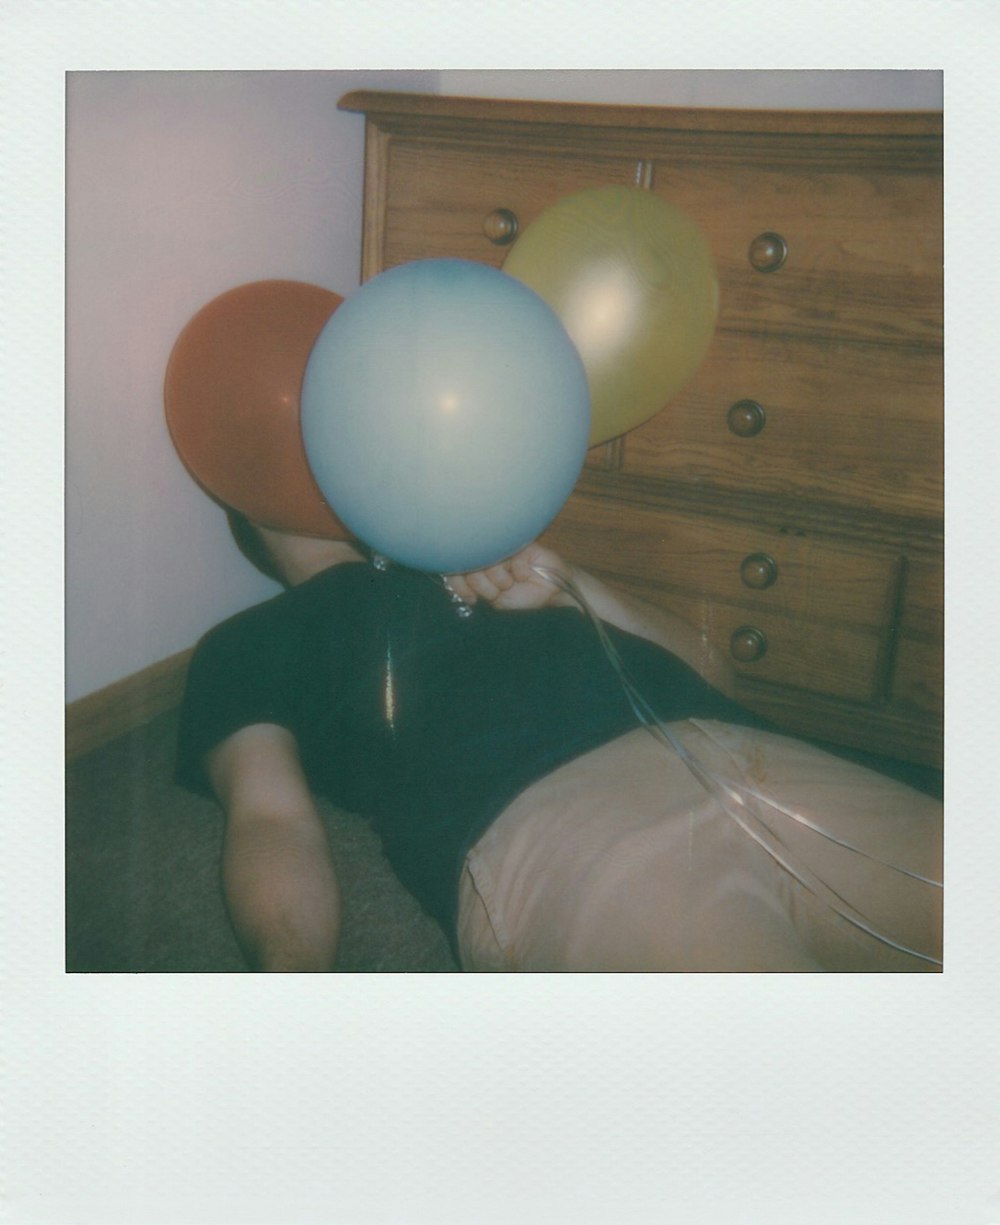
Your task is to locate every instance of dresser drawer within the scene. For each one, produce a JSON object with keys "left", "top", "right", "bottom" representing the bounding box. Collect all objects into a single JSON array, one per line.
[
  {"left": 543, "top": 497, "right": 899, "bottom": 701},
  {"left": 649, "top": 158, "right": 942, "bottom": 347},
  {"left": 621, "top": 330, "right": 943, "bottom": 517},
  {"left": 621, "top": 585, "right": 887, "bottom": 703},
  {"left": 378, "top": 141, "right": 641, "bottom": 270}
]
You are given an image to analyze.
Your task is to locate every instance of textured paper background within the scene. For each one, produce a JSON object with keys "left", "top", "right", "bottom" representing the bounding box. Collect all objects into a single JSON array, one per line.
[{"left": 3, "top": 2, "right": 999, "bottom": 1222}]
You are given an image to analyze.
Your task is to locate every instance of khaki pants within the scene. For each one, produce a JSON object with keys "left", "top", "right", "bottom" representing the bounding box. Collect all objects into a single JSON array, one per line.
[{"left": 456, "top": 721, "right": 943, "bottom": 973}]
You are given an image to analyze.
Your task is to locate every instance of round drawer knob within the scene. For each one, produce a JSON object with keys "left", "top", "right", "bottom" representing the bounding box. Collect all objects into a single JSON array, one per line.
[
  {"left": 730, "top": 625, "right": 768, "bottom": 664},
  {"left": 748, "top": 231, "right": 788, "bottom": 273},
  {"left": 727, "top": 399, "right": 767, "bottom": 438},
  {"left": 740, "top": 553, "right": 778, "bottom": 590},
  {"left": 483, "top": 207, "right": 519, "bottom": 246}
]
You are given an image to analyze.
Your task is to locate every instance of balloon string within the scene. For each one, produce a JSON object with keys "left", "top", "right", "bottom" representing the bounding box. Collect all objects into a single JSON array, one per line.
[{"left": 533, "top": 566, "right": 943, "bottom": 968}]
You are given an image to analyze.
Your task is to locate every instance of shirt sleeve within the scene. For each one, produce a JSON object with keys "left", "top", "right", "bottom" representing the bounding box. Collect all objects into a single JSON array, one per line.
[{"left": 174, "top": 601, "right": 296, "bottom": 798}]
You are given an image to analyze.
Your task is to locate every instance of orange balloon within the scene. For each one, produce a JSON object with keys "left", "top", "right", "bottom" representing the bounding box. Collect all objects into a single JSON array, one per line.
[{"left": 164, "top": 280, "right": 350, "bottom": 537}]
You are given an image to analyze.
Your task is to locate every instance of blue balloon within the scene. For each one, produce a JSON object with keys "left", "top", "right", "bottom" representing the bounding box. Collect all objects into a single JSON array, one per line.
[{"left": 301, "top": 259, "right": 591, "bottom": 573}]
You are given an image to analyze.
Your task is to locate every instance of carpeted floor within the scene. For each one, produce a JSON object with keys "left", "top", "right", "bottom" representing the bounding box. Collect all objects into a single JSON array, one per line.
[
  {"left": 67, "top": 699, "right": 942, "bottom": 976},
  {"left": 65, "top": 707, "right": 459, "bottom": 973}
]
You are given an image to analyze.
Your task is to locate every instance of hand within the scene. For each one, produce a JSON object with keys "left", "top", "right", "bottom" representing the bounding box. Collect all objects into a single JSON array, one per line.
[{"left": 444, "top": 543, "right": 574, "bottom": 611}]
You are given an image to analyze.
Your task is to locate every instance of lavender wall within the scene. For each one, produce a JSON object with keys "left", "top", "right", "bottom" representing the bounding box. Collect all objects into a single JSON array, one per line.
[
  {"left": 66, "top": 70, "right": 437, "bottom": 701},
  {"left": 439, "top": 69, "right": 942, "bottom": 109}
]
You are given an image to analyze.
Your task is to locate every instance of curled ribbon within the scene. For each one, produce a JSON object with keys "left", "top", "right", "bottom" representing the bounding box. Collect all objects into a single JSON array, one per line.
[{"left": 534, "top": 565, "right": 943, "bottom": 968}]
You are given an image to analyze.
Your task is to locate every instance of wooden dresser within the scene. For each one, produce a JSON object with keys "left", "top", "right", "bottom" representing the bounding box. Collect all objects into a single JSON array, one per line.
[{"left": 339, "top": 91, "right": 943, "bottom": 768}]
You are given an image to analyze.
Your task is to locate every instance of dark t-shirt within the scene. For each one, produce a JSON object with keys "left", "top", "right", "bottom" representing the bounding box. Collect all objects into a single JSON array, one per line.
[{"left": 176, "top": 559, "right": 763, "bottom": 937}]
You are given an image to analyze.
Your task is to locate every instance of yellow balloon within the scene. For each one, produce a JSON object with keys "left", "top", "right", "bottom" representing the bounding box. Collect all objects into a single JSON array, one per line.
[{"left": 503, "top": 186, "right": 718, "bottom": 446}]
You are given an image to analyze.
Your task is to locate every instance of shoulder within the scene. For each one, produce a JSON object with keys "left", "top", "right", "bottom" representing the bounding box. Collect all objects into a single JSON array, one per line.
[
  {"left": 180, "top": 558, "right": 387, "bottom": 750},
  {"left": 194, "top": 562, "right": 359, "bottom": 657},
  {"left": 194, "top": 585, "right": 290, "bottom": 659}
]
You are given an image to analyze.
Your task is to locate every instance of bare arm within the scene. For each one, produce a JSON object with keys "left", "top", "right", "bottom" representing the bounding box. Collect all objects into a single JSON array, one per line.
[
  {"left": 207, "top": 723, "right": 341, "bottom": 972},
  {"left": 446, "top": 542, "right": 736, "bottom": 696}
]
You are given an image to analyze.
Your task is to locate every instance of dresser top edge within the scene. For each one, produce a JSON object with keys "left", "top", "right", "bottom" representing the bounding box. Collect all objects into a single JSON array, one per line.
[{"left": 338, "top": 90, "right": 942, "bottom": 139}]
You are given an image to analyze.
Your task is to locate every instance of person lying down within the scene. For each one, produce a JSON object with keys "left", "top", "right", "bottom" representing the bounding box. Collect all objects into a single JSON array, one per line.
[{"left": 175, "top": 517, "right": 942, "bottom": 973}]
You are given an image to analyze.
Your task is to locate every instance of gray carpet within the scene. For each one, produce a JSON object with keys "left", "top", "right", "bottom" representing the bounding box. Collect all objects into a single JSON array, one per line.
[{"left": 66, "top": 707, "right": 459, "bottom": 973}]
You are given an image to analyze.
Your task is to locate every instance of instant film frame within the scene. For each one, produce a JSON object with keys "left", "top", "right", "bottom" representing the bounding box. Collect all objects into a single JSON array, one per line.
[{"left": 3, "top": 10, "right": 997, "bottom": 1223}]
